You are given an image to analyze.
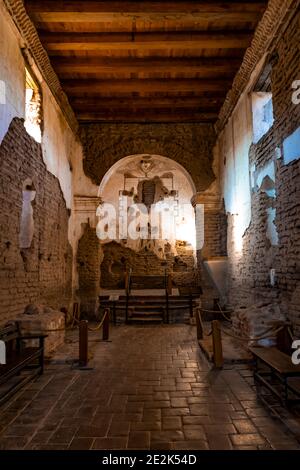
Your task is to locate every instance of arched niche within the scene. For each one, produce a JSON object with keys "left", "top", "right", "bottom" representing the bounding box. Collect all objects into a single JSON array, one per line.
[{"left": 97, "top": 154, "right": 197, "bottom": 257}]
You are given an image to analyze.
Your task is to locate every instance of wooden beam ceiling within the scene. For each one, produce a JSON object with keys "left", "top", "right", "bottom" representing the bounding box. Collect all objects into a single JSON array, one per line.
[
  {"left": 24, "top": 0, "right": 268, "bottom": 123},
  {"left": 25, "top": 1, "right": 267, "bottom": 16},
  {"left": 69, "top": 96, "right": 225, "bottom": 109},
  {"left": 62, "top": 78, "right": 231, "bottom": 94},
  {"left": 51, "top": 57, "right": 242, "bottom": 76},
  {"left": 39, "top": 32, "right": 252, "bottom": 51}
]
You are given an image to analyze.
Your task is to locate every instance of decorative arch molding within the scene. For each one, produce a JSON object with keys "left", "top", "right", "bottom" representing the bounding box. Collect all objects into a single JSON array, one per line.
[
  {"left": 80, "top": 123, "right": 216, "bottom": 192},
  {"left": 98, "top": 153, "right": 197, "bottom": 197}
]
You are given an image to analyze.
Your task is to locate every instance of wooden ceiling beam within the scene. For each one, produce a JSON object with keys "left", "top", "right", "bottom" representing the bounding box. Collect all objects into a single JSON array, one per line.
[
  {"left": 25, "top": 1, "right": 267, "bottom": 13},
  {"left": 40, "top": 31, "right": 252, "bottom": 51},
  {"left": 70, "top": 97, "right": 224, "bottom": 109},
  {"left": 62, "top": 78, "right": 230, "bottom": 94},
  {"left": 52, "top": 57, "right": 241, "bottom": 75},
  {"left": 25, "top": 0, "right": 267, "bottom": 23}
]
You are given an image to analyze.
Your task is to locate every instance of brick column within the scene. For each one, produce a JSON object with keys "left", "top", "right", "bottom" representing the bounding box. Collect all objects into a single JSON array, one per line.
[{"left": 191, "top": 192, "right": 225, "bottom": 259}]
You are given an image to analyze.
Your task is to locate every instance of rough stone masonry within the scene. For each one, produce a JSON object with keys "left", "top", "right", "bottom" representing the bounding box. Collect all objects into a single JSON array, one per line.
[{"left": 0, "top": 118, "right": 73, "bottom": 324}]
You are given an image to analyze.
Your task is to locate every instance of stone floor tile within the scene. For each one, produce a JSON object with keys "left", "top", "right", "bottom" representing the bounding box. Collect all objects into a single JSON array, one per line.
[
  {"left": 207, "top": 434, "right": 233, "bottom": 450},
  {"left": 92, "top": 437, "right": 128, "bottom": 450},
  {"left": 69, "top": 437, "right": 94, "bottom": 450},
  {"left": 1, "top": 325, "right": 300, "bottom": 451},
  {"left": 183, "top": 426, "right": 206, "bottom": 440},
  {"left": 131, "top": 421, "right": 161, "bottom": 431},
  {"left": 233, "top": 419, "right": 258, "bottom": 434},
  {"left": 76, "top": 424, "right": 110, "bottom": 438},
  {"left": 230, "top": 433, "right": 267, "bottom": 446},
  {"left": 204, "top": 423, "right": 236, "bottom": 435},
  {"left": 127, "top": 431, "right": 150, "bottom": 449},
  {"left": 48, "top": 426, "right": 78, "bottom": 445},
  {"left": 172, "top": 440, "right": 209, "bottom": 450},
  {"left": 108, "top": 421, "right": 130, "bottom": 437},
  {"left": 162, "top": 417, "right": 182, "bottom": 430}
]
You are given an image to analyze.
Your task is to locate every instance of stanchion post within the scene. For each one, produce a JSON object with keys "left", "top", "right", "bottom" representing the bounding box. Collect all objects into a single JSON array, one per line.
[
  {"left": 79, "top": 320, "right": 88, "bottom": 367},
  {"left": 213, "top": 298, "right": 220, "bottom": 320},
  {"left": 167, "top": 274, "right": 172, "bottom": 296},
  {"left": 196, "top": 309, "right": 203, "bottom": 340},
  {"left": 103, "top": 309, "right": 110, "bottom": 341},
  {"left": 212, "top": 320, "right": 223, "bottom": 368}
]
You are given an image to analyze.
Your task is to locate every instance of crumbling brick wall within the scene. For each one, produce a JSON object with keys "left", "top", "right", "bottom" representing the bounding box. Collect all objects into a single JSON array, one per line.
[
  {"left": 0, "top": 118, "right": 72, "bottom": 325},
  {"left": 202, "top": 208, "right": 227, "bottom": 260},
  {"left": 80, "top": 123, "right": 216, "bottom": 192},
  {"left": 100, "top": 240, "right": 197, "bottom": 289},
  {"left": 226, "top": 11, "right": 300, "bottom": 334}
]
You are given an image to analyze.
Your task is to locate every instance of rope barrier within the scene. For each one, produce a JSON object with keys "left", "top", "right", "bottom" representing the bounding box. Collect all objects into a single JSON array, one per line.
[
  {"left": 219, "top": 325, "right": 284, "bottom": 342},
  {"left": 200, "top": 307, "right": 233, "bottom": 315},
  {"left": 288, "top": 326, "right": 296, "bottom": 341},
  {"left": 87, "top": 310, "right": 109, "bottom": 332},
  {"left": 217, "top": 302, "right": 232, "bottom": 322}
]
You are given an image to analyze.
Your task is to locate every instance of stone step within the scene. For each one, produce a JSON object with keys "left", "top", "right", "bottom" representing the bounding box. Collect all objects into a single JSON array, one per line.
[
  {"left": 130, "top": 310, "right": 163, "bottom": 315},
  {"left": 128, "top": 316, "right": 163, "bottom": 323}
]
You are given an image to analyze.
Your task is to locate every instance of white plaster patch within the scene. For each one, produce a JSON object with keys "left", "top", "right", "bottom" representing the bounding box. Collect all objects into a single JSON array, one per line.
[
  {"left": 266, "top": 207, "right": 279, "bottom": 245},
  {"left": 252, "top": 92, "right": 274, "bottom": 144},
  {"left": 254, "top": 160, "right": 276, "bottom": 197},
  {"left": 0, "top": 5, "right": 25, "bottom": 144},
  {"left": 0, "top": 80, "right": 5, "bottom": 104},
  {"left": 283, "top": 127, "right": 300, "bottom": 164}
]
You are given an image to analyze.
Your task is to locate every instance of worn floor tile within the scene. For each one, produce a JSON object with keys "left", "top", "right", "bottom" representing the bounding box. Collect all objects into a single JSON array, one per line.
[{"left": 0, "top": 325, "right": 299, "bottom": 450}]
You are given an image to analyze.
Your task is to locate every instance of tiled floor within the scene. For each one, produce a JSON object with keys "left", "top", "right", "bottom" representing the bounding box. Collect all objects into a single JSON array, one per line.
[{"left": 0, "top": 324, "right": 300, "bottom": 450}]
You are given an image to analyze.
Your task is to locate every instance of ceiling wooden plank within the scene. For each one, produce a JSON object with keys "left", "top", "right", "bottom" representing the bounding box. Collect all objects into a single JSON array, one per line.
[
  {"left": 62, "top": 78, "right": 230, "bottom": 94},
  {"left": 30, "top": 12, "right": 264, "bottom": 25},
  {"left": 41, "top": 32, "right": 252, "bottom": 51},
  {"left": 25, "top": 0, "right": 267, "bottom": 13},
  {"left": 52, "top": 57, "right": 241, "bottom": 75},
  {"left": 25, "top": 1, "right": 267, "bottom": 15},
  {"left": 70, "top": 96, "right": 225, "bottom": 109}
]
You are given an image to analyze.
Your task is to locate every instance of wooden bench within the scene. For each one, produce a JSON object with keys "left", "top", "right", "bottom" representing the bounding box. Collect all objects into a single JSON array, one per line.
[
  {"left": 250, "top": 346, "right": 300, "bottom": 404},
  {"left": 0, "top": 324, "right": 47, "bottom": 406}
]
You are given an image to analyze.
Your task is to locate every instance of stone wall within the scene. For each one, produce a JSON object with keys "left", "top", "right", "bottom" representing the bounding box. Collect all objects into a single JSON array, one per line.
[
  {"left": 221, "top": 11, "right": 300, "bottom": 334},
  {"left": 0, "top": 118, "right": 72, "bottom": 325},
  {"left": 80, "top": 123, "right": 216, "bottom": 192}
]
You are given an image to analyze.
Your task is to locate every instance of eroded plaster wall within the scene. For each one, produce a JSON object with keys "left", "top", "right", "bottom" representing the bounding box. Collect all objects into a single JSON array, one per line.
[
  {"left": 0, "top": 118, "right": 73, "bottom": 324},
  {"left": 0, "top": 2, "right": 25, "bottom": 142},
  {"left": 218, "top": 10, "right": 300, "bottom": 333},
  {"left": 80, "top": 123, "right": 216, "bottom": 192},
  {"left": 0, "top": 4, "right": 90, "bottom": 322}
]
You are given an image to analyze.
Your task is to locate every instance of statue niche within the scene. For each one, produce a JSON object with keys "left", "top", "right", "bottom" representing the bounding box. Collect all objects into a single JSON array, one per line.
[{"left": 136, "top": 176, "right": 169, "bottom": 209}]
